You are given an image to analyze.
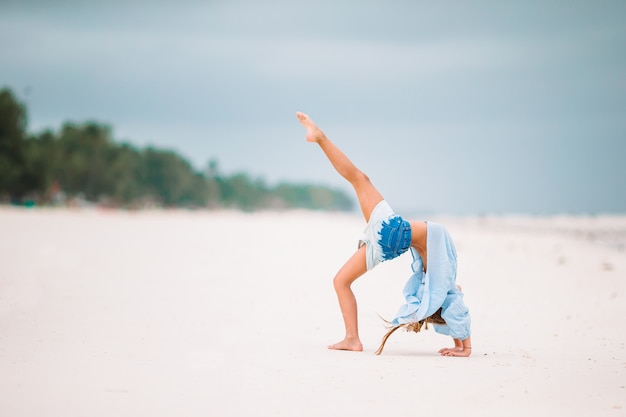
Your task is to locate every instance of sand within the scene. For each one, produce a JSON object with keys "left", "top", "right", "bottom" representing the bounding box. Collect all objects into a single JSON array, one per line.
[{"left": 0, "top": 207, "right": 624, "bottom": 416}]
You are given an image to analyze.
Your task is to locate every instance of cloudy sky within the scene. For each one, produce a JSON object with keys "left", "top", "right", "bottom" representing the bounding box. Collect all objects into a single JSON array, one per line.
[{"left": 1, "top": 0, "right": 625, "bottom": 214}]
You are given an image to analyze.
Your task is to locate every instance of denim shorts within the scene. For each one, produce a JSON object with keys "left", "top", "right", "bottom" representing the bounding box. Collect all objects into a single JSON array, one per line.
[{"left": 359, "top": 200, "right": 412, "bottom": 270}]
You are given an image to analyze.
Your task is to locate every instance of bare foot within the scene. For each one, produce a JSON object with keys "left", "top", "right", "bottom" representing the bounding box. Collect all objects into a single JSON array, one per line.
[
  {"left": 296, "top": 112, "right": 327, "bottom": 143},
  {"left": 328, "top": 337, "right": 363, "bottom": 352},
  {"left": 439, "top": 337, "right": 471, "bottom": 357},
  {"left": 440, "top": 347, "right": 471, "bottom": 357}
]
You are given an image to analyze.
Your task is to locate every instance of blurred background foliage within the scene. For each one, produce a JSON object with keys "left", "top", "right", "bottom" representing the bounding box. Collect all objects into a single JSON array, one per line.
[{"left": 0, "top": 87, "right": 353, "bottom": 211}]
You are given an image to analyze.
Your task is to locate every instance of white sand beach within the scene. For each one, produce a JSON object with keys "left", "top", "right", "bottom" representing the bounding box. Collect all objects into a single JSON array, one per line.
[{"left": 0, "top": 207, "right": 625, "bottom": 416}]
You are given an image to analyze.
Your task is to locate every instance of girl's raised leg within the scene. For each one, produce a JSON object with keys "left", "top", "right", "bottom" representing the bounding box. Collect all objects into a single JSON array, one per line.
[{"left": 296, "top": 112, "right": 383, "bottom": 222}]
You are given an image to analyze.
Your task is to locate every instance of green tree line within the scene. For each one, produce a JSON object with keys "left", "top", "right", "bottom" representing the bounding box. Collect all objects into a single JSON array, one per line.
[{"left": 0, "top": 87, "right": 354, "bottom": 211}]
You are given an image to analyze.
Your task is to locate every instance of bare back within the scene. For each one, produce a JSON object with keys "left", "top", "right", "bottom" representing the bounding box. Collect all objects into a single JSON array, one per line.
[{"left": 409, "top": 221, "right": 428, "bottom": 272}]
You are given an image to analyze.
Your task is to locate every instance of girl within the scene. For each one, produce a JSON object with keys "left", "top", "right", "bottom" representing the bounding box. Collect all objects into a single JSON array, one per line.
[{"left": 296, "top": 112, "right": 472, "bottom": 357}]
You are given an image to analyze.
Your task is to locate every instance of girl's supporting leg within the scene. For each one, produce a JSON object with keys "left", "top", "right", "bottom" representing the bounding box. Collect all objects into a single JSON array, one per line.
[
  {"left": 296, "top": 112, "right": 381, "bottom": 351},
  {"left": 328, "top": 245, "right": 367, "bottom": 351}
]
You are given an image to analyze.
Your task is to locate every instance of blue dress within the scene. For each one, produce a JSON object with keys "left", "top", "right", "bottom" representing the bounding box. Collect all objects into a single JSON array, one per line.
[{"left": 391, "top": 222, "right": 471, "bottom": 340}]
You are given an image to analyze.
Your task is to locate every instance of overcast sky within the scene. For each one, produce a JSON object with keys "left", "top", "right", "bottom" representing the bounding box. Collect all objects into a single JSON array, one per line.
[{"left": 1, "top": 0, "right": 625, "bottom": 214}]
